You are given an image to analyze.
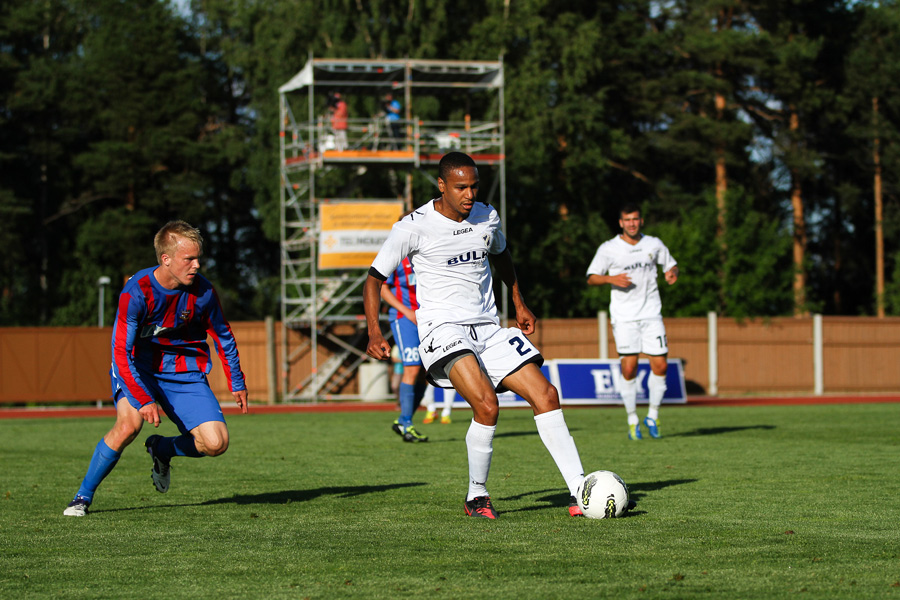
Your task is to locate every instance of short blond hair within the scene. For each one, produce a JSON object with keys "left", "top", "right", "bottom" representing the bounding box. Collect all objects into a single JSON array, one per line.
[{"left": 154, "top": 220, "right": 204, "bottom": 265}]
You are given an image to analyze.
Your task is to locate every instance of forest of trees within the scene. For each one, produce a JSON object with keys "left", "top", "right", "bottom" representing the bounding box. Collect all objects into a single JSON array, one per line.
[{"left": 2, "top": 0, "right": 900, "bottom": 325}]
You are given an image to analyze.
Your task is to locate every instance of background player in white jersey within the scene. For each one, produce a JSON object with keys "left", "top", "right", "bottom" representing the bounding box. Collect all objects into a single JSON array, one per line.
[
  {"left": 587, "top": 202, "right": 678, "bottom": 440},
  {"left": 363, "top": 152, "right": 587, "bottom": 519}
]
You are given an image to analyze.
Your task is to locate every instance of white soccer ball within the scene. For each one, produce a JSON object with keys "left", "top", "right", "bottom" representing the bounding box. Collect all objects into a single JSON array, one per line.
[{"left": 576, "top": 470, "right": 630, "bottom": 519}]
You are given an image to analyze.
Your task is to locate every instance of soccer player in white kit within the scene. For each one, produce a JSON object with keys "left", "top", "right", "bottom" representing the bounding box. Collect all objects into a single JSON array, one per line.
[
  {"left": 364, "top": 152, "right": 587, "bottom": 519},
  {"left": 587, "top": 203, "right": 679, "bottom": 440}
]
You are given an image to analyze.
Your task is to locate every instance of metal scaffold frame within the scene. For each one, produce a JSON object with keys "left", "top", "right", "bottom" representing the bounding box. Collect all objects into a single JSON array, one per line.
[{"left": 278, "top": 57, "right": 506, "bottom": 402}]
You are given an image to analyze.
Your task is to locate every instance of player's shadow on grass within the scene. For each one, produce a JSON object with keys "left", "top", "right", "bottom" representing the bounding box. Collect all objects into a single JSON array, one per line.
[
  {"left": 498, "top": 478, "right": 697, "bottom": 518},
  {"left": 90, "top": 483, "right": 428, "bottom": 513},
  {"left": 627, "top": 478, "right": 697, "bottom": 506},
  {"left": 670, "top": 425, "right": 775, "bottom": 437},
  {"left": 200, "top": 482, "right": 428, "bottom": 506}
]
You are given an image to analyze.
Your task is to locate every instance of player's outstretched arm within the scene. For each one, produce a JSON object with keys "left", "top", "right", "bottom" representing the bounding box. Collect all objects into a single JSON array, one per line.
[
  {"left": 364, "top": 274, "right": 391, "bottom": 360},
  {"left": 489, "top": 249, "right": 536, "bottom": 335},
  {"left": 587, "top": 273, "right": 632, "bottom": 288},
  {"left": 511, "top": 286, "right": 536, "bottom": 335}
]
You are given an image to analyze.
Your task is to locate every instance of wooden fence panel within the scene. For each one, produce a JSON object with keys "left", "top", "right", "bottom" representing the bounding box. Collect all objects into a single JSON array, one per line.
[
  {"left": 822, "top": 317, "right": 900, "bottom": 393},
  {"left": 717, "top": 318, "right": 814, "bottom": 395},
  {"left": 2, "top": 316, "right": 899, "bottom": 403},
  {"left": 664, "top": 318, "right": 710, "bottom": 394},
  {"left": 0, "top": 328, "right": 110, "bottom": 401}
]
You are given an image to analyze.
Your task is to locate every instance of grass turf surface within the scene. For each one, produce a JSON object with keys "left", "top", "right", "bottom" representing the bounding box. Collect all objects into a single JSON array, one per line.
[{"left": 1, "top": 403, "right": 899, "bottom": 599}]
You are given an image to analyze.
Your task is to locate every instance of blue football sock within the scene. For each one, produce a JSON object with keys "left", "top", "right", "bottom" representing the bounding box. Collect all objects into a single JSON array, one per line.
[
  {"left": 413, "top": 382, "right": 427, "bottom": 412},
  {"left": 155, "top": 434, "right": 204, "bottom": 459},
  {"left": 399, "top": 382, "right": 416, "bottom": 427},
  {"left": 75, "top": 439, "right": 121, "bottom": 502}
]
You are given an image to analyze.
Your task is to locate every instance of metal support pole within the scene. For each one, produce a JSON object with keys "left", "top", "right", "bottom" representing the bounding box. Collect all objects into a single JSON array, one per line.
[
  {"left": 309, "top": 59, "right": 319, "bottom": 402},
  {"left": 97, "top": 276, "right": 110, "bottom": 327},
  {"left": 598, "top": 310, "right": 608, "bottom": 359},
  {"left": 498, "top": 59, "right": 508, "bottom": 325},
  {"left": 279, "top": 90, "right": 290, "bottom": 401},
  {"left": 707, "top": 311, "right": 718, "bottom": 396},
  {"left": 813, "top": 314, "right": 823, "bottom": 396},
  {"left": 266, "top": 316, "right": 277, "bottom": 404}
]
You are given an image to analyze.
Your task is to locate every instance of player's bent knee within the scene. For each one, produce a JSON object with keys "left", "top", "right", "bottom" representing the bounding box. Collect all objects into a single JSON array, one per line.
[
  {"left": 469, "top": 393, "right": 500, "bottom": 423},
  {"left": 199, "top": 435, "right": 229, "bottom": 457},
  {"left": 532, "top": 384, "right": 560, "bottom": 413},
  {"left": 193, "top": 423, "right": 230, "bottom": 456},
  {"left": 108, "top": 419, "right": 142, "bottom": 448}
]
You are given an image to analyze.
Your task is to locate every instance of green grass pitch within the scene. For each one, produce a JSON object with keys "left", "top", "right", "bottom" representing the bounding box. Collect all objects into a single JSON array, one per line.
[{"left": 1, "top": 402, "right": 899, "bottom": 599}]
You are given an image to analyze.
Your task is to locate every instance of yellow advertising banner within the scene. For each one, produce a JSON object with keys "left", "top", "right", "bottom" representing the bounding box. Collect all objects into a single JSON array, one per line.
[{"left": 318, "top": 201, "right": 403, "bottom": 269}]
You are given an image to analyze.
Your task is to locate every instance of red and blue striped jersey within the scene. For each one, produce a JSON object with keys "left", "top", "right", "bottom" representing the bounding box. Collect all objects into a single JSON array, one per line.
[
  {"left": 110, "top": 266, "right": 246, "bottom": 406},
  {"left": 384, "top": 257, "right": 418, "bottom": 320}
]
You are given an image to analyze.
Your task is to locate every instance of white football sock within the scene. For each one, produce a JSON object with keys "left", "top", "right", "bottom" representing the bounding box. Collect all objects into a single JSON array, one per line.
[
  {"left": 619, "top": 376, "right": 639, "bottom": 425},
  {"left": 465, "top": 420, "right": 495, "bottom": 501},
  {"left": 422, "top": 385, "right": 436, "bottom": 413},
  {"left": 648, "top": 373, "right": 667, "bottom": 420},
  {"left": 534, "top": 409, "right": 585, "bottom": 497}
]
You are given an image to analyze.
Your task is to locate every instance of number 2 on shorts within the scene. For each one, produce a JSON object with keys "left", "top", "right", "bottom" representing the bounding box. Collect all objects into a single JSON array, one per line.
[{"left": 508, "top": 336, "right": 532, "bottom": 356}]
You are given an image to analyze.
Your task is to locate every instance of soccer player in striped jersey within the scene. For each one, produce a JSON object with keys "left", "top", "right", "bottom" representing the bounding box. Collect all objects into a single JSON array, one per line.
[
  {"left": 586, "top": 203, "right": 679, "bottom": 440},
  {"left": 380, "top": 257, "right": 429, "bottom": 442},
  {"left": 64, "top": 221, "right": 248, "bottom": 517},
  {"left": 364, "top": 152, "right": 586, "bottom": 519}
]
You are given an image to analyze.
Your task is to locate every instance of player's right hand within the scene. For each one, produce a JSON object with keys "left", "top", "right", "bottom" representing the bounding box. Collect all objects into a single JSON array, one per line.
[
  {"left": 611, "top": 273, "right": 632, "bottom": 288},
  {"left": 366, "top": 336, "right": 391, "bottom": 361},
  {"left": 139, "top": 403, "right": 161, "bottom": 428}
]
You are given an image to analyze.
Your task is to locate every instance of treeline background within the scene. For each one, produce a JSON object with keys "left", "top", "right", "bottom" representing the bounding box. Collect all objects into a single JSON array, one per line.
[{"left": 3, "top": 0, "right": 900, "bottom": 325}]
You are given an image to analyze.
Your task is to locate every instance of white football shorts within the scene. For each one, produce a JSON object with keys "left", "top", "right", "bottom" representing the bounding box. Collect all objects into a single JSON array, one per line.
[
  {"left": 419, "top": 322, "right": 543, "bottom": 390},
  {"left": 612, "top": 317, "right": 669, "bottom": 356}
]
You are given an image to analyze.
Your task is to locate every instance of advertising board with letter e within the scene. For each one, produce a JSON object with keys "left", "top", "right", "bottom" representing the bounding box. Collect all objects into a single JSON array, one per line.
[{"left": 430, "top": 360, "right": 686, "bottom": 407}]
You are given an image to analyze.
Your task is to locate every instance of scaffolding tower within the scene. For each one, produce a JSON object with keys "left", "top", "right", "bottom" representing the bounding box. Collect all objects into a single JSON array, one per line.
[{"left": 278, "top": 57, "right": 506, "bottom": 401}]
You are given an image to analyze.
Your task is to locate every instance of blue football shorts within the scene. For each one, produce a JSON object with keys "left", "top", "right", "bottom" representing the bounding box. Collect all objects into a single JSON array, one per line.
[
  {"left": 391, "top": 317, "right": 422, "bottom": 366},
  {"left": 116, "top": 371, "right": 225, "bottom": 434}
]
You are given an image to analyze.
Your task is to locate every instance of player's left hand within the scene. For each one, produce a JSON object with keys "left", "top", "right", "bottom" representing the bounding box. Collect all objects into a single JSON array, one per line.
[
  {"left": 139, "top": 402, "right": 162, "bottom": 428},
  {"left": 665, "top": 266, "right": 679, "bottom": 285},
  {"left": 366, "top": 334, "right": 392, "bottom": 361},
  {"left": 515, "top": 304, "right": 537, "bottom": 335},
  {"left": 233, "top": 389, "right": 249, "bottom": 414}
]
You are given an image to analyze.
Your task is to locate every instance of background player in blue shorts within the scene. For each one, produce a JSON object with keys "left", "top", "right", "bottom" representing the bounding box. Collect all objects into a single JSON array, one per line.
[
  {"left": 63, "top": 221, "right": 249, "bottom": 516},
  {"left": 380, "top": 257, "right": 429, "bottom": 442}
]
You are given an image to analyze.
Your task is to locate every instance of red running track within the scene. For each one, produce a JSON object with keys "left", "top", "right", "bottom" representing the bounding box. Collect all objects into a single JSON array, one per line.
[{"left": 1, "top": 394, "right": 899, "bottom": 420}]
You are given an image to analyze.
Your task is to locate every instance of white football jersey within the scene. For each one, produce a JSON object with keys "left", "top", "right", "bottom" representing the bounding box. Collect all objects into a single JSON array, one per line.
[
  {"left": 586, "top": 234, "right": 677, "bottom": 323},
  {"left": 371, "top": 199, "right": 507, "bottom": 338}
]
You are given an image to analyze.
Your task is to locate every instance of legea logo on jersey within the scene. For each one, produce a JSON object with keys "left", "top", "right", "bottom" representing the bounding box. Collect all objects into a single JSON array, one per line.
[
  {"left": 453, "top": 227, "right": 473, "bottom": 235},
  {"left": 447, "top": 250, "right": 488, "bottom": 266},
  {"left": 443, "top": 340, "right": 462, "bottom": 352}
]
